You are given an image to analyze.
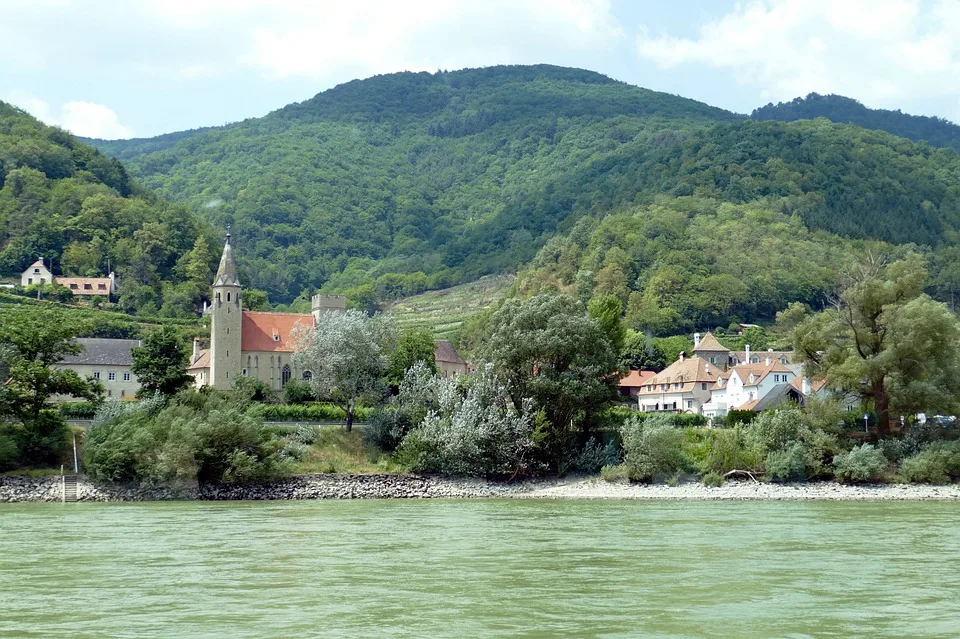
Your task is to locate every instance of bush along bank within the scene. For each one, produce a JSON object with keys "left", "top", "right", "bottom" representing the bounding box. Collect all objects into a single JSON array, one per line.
[{"left": 604, "top": 406, "right": 960, "bottom": 487}]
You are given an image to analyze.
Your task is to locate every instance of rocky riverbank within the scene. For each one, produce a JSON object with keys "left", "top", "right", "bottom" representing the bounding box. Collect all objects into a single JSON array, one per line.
[{"left": 3, "top": 474, "right": 960, "bottom": 503}]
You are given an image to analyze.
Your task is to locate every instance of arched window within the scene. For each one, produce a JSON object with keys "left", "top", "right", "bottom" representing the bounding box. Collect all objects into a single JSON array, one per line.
[
  {"left": 281, "top": 364, "right": 292, "bottom": 385},
  {"left": 247, "top": 355, "right": 251, "bottom": 368},
  {"left": 302, "top": 370, "right": 313, "bottom": 381},
  {"left": 255, "top": 355, "right": 258, "bottom": 368},
  {"left": 226, "top": 292, "right": 231, "bottom": 302}
]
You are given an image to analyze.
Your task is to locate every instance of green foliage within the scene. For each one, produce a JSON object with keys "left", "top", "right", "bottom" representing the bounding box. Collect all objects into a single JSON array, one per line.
[
  {"left": 386, "top": 327, "right": 437, "bottom": 386},
  {"left": 59, "top": 402, "right": 98, "bottom": 419},
  {"left": 765, "top": 442, "right": 810, "bottom": 482},
  {"left": 600, "top": 463, "right": 630, "bottom": 483},
  {"left": 398, "top": 364, "right": 536, "bottom": 477},
  {"left": 252, "top": 403, "right": 373, "bottom": 423},
  {"left": 726, "top": 409, "right": 758, "bottom": 426},
  {"left": 752, "top": 93, "right": 960, "bottom": 153},
  {"left": 898, "top": 442, "right": 960, "bottom": 484},
  {"left": 702, "top": 471, "right": 724, "bottom": 487},
  {"left": 480, "top": 292, "right": 619, "bottom": 470},
  {"left": 282, "top": 380, "right": 315, "bottom": 404},
  {"left": 833, "top": 444, "right": 888, "bottom": 484},
  {"left": 698, "top": 427, "right": 761, "bottom": 476},
  {"left": 785, "top": 253, "right": 960, "bottom": 434},
  {"left": 131, "top": 325, "right": 193, "bottom": 396},
  {"left": 620, "top": 413, "right": 685, "bottom": 482},
  {"left": 587, "top": 295, "right": 626, "bottom": 352},
  {"left": 0, "top": 102, "right": 216, "bottom": 316},
  {"left": 83, "top": 391, "right": 291, "bottom": 484}
]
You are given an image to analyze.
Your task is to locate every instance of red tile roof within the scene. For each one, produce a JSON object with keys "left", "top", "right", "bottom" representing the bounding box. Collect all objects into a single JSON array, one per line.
[
  {"left": 619, "top": 370, "right": 656, "bottom": 388},
  {"left": 240, "top": 311, "right": 314, "bottom": 352}
]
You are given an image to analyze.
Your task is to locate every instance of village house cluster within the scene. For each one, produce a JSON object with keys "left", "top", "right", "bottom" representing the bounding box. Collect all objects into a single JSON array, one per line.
[{"left": 20, "top": 259, "right": 116, "bottom": 297}]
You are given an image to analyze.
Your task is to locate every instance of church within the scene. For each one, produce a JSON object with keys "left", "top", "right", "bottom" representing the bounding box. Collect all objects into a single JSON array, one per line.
[
  {"left": 188, "top": 235, "right": 468, "bottom": 390},
  {"left": 187, "top": 234, "right": 347, "bottom": 390}
]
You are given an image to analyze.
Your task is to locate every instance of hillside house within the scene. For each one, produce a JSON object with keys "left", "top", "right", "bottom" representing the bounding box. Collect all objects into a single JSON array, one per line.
[
  {"left": 636, "top": 355, "right": 718, "bottom": 414},
  {"left": 21, "top": 259, "right": 52, "bottom": 287}
]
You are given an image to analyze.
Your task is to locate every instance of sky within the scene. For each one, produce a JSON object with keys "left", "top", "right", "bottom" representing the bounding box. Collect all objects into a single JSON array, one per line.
[{"left": 2, "top": 0, "right": 959, "bottom": 139}]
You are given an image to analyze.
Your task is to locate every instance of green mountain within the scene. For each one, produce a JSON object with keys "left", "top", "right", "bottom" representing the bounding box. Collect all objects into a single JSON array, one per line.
[
  {"left": 0, "top": 101, "right": 217, "bottom": 317},
  {"left": 80, "top": 65, "right": 960, "bottom": 332},
  {"left": 752, "top": 93, "right": 960, "bottom": 153},
  {"left": 86, "top": 65, "right": 743, "bottom": 304}
]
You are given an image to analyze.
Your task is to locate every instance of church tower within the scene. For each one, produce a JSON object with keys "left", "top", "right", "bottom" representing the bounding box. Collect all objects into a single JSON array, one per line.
[{"left": 209, "top": 233, "right": 242, "bottom": 389}]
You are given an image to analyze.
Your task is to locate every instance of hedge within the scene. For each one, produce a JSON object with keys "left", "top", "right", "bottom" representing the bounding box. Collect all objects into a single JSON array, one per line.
[
  {"left": 252, "top": 403, "right": 373, "bottom": 422},
  {"left": 59, "top": 402, "right": 98, "bottom": 419}
]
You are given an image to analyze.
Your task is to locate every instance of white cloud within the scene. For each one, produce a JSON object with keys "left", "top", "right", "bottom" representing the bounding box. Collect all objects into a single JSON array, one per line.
[
  {"left": 136, "top": 0, "right": 624, "bottom": 79},
  {"left": 636, "top": 0, "right": 960, "bottom": 115},
  {"left": 3, "top": 92, "right": 134, "bottom": 139}
]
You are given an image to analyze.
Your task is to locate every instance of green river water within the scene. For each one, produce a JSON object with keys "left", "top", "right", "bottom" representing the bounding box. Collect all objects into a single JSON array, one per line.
[{"left": 1, "top": 499, "right": 959, "bottom": 638}]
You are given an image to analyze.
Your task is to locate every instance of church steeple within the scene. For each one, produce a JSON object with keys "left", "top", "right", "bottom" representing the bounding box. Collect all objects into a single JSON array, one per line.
[
  {"left": 213, "top": 231, "right": 240, "bottom": 287},
  {"left": 209, "top": 229, "right": 242, "bottom": 389}
]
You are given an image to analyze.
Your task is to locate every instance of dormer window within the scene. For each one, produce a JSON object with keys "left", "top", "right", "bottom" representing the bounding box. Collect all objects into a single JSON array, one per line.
[{"left": 273, "top": 335, "right": 281, "bottom": 342}]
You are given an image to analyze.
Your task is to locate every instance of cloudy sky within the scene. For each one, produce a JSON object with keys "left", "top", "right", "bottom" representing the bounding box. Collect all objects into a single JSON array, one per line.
[{"left": 2, "top": 0, "right": 958, "bottom": 139}]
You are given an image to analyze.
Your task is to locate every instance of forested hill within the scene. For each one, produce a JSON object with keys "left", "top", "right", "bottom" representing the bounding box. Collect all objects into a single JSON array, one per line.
[
  {"left": 0, "top": 101, "right": 219, "bottom": 317},
  {"left": 752, "top": 93, "right": 960, "bottom": 153},
  {"left": 86, "top": 65, "right": 960, "bottom": 317},
  {"left": 86, "top": 65, "right": 742, "bottom": 304}
]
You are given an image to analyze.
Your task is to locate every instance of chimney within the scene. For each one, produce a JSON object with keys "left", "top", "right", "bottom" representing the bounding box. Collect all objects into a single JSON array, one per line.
[
  {"left": 694, "top": 332, "right": 701, "bottom": 348},
  {"left": 192, "top": 338, "right": 200, "bottom": 364},
  {"left": 765, "top": 356, "right": 772, "bottom": 366},
  {"left": 679, "top": 351, "right": 685, "bottom": 362},
  {"left": 705, "top": 363, "right": 710, "bottom": 374},
  {"left": 802, "top": 377, "right": 812, "bottom": 395},
  {"left": 745, "top": 344, "right": 751, "bottom": 364},
  {"left": 109, "top": 271, "right": 116, "bottom": 292}
]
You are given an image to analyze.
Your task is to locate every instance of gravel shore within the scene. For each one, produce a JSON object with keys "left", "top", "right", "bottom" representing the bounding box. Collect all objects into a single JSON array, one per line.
[{"left": 3, "top": 474, "right": 960, "bottom": 502}]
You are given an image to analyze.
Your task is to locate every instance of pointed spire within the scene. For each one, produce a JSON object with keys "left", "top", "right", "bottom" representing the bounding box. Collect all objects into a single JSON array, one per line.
[{"left": 213, "top": 230, "right": 240, "bottom": 287}]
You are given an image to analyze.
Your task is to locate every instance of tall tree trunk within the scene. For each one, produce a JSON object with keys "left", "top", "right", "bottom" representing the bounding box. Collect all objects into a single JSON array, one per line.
[
  {"left": 873, "top": 378, "right": 890, "bottom": 438},
  {"left": 345, "top": 400, "right": 354, "bottom": 433}
]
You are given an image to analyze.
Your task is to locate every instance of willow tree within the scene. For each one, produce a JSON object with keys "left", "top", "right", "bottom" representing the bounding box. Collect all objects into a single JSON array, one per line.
[{"left": 782, "top": 253, "right": 960, "bottom": 435}]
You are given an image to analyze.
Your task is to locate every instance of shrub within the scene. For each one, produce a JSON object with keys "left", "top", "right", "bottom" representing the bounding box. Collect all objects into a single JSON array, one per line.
[
  {"left": 291, "top": 424, "right": 323, "bottom": 446},
  {"left": 0, "top": 423, "right": 21, "bottom": 471},
  {"left": 620, "top": 413, "right": 684, "bottom": 482},
  {"left": 765, "top": 442, "right": 809, "bottom": 482},
  {"left": 899, "top": 442, "right": 960, "bottom": 484},
  {"left": 398, "top": 366, "right": 536, "bottom": 477},
  {"left": 833, "top": 444, "right": 887, "bottom": 483},
  {"left": 746, "top": 409, "right": 803, "bottom": 456},
  {"left": 702, "top": 471, "right": 724, "bottom": 487},
  {"left": 726, "top": 409, "right": 757, "bottom": 426},
  {"left": 899, "top": 450, "right": 951, "bottom": 484},
  {"left": 14, "top": 411, "right": 70, "bottom": 468},
  {"left": 282, "top": 380, "right": 315, "bottom": 405},
  {"left": 84, "top": 392, "right": 292, "bottom": 485},
  {"left": 701, "top": 427, "right": 760, "bottom": 476},
  {"left": 253, "top": 403, "right": 372, "bottom": 423},
  {"left": 59, "top": 402, "right": 98, "bottom": 419},
  {"left": 600, "top": 463, "right": 630, "bottom": 483},
  {"left": 569, "top": 437, "right": 620, "bottom": 474}
]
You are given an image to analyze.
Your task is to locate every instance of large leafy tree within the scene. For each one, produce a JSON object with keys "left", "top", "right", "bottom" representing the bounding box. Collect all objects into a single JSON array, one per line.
[
  {"left": 480, "top": 293, "right": 620, "bottom": 469},
  {"left": 0, "top": 308, "right": 102, "bottom": 467},
  {"left": 783, "top": 253, "right": 960, "bottom": 435},
  {"left": 386, "top": 327, "right": 437, "bottom": 386},
  {"left": 131, "top": 326, "right": 193, "bottom": 396},
  {"left": 293, "top": 310, "right": 397, "bottom": 431}
]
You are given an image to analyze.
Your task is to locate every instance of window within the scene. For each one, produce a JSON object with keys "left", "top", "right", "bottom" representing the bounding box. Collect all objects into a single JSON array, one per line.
[
  {"left": 108, "top": 372, "right": 116, "bottom": 381},
  {"left": 70, "top": 284, "right": 78, "bottom": 290},
  {"left": 242, "top": 368, "right": 248, "bottom": 376},
  {"left": 687, "top": 400, "right": 693, "bottom": 409},
  {"left": 273, "top": 334, "right": 281, "bottom": 341},
  {"left": 227, "top": 292, "right": 231, "bottom": 302},
  {"left": 83, "top": 283, "right": 92, "bottom": 290},
  {"left": 98, "top": 283, "right": 106, "bottom": 290},
  {"left": 281, "top": 364, "right": 291, "bottom": 385},
  {"left": 702, "top": 383, "right": 707, "bottom": 390},
  {"left": 123, "top": 372, "right": 131, "bottom": 382},
  {"left": 216, "top": 292, "right": 221, "bottom": 303},
  {"left": 107, "top": 390, "right": 112, "bottom": 397},
  {"left": 120, "top": 390, "right": 125, "bottom": 398},
  {"left": 226, "top": 328, "right": 229, "bottom": 334},
  {"left": 93, "top": 371, "right": 101, "bottom": 380},
  {"left": 33, "top": 268, "right": 40, "bottom": 273},
  {"left": 709, "top": 357, "right": 716, "bottom": 364},
  {"left": 27, "top": 278, "right": 32, "bottom": 285},
  {"left": 302, "top": 370, "right": 312, "bottom": 381}
]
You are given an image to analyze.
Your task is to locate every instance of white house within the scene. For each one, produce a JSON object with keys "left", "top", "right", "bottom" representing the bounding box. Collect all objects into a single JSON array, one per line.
[
  {"left": 702, "top": 360, "right": 797, "bottom": 418},
  {"left": 637, "top": 354, "right": 719, "bottom": 414},
  {"left": 21, "top": 259, "right": 52, "bottom": 287}
]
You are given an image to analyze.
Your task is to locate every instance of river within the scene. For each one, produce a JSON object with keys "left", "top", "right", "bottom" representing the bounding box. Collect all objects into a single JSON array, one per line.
[{"left": 1, "top": 500, "right": 958, "bottom": 638}]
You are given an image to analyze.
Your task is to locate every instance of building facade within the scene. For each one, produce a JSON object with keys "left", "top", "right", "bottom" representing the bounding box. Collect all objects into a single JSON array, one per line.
[
  {"left": 20, "top": 258, "right": 116, "bottom": 297},
  {"left": 56, "top": 338, "right": 141, "bottom": 400},
  {"left": 636, "top": 355, "right": 719, "bottom": 414},
  {"left": 189, "top": 236, "right": 468, "bottom": 390},
  {"left": 21, "top": 259, "right": 52, "bottom": 287}
]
